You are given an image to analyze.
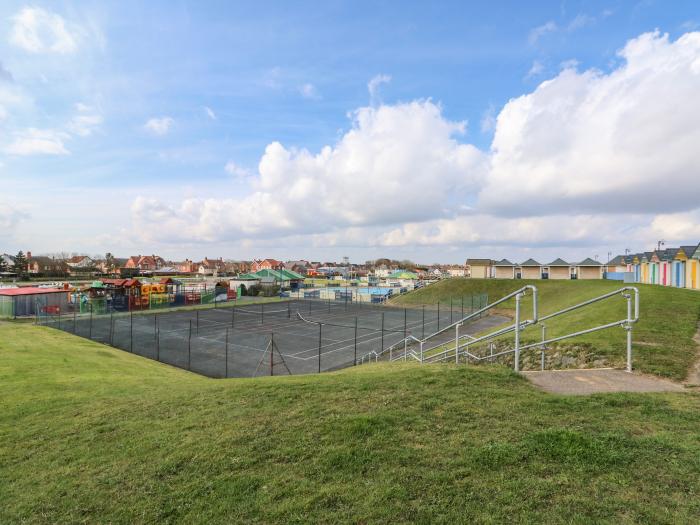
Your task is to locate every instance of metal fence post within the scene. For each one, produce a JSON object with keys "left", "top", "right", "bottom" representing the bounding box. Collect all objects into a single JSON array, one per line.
[
  {"left": 437, "top": 301, "right": 440, "bottom": 331},
  {"left": 626, "top": 293, "right": 633, "bottom": 373},
  {"left": 455, "top": 323, "right": 459, "bottom": 364},
  {"left": 188, "top": 320, "right": 192, "bottom": 370},
  {"left": 450, "top": 296, "right": 453, "bottom": 324},
  {"left": 514, "top": 293, "right": 521, "bottom": 372},
  {"left": 225, "top": 327, "right": 229, "bottom": 378},
  {"left": 270, "top": 332, "right": 274, "bottom": 376},
  {"left": 109, "top": 308, "right": 114, "bottom": 345},
  {"left": 196, "top": 309, "right": 200, "bottom": 334},
  {"left": 381, "top": 312, "right": 385, "bottom": 354},
  {"left": 73, "top": 305, "right": 77, "bottom": 334},
  {"left": 318, "top": 323, "right": 322, "bottom": 373},
  {"left": 231, "top": 305, "right": 235, "bottom": 328},
  {"left": 130, "top": 310, "right": 133, "bottom": 352},
  {"left": 404, "top": 308, "right": 407, "bottom": 339},
  {"left": 354, "top": 316, "right": 358, "bottom": 365},
  {"left": 420, "top": 341, "right": 424, "bottom": 363},
  {"left": 89, "top": 304, "right": 93, "bottom": 339},
  {"left": 288, "top": 300, "right": 291, "bottom": 319},
  {"left": 422, "top": 305, "right": 425, "bottom": 339},
  {"left": 461, "top": 296, "right": 464, "bottom": 319},
  {"left": 155, "top": 314, "right": 159, "bottom": 361}
]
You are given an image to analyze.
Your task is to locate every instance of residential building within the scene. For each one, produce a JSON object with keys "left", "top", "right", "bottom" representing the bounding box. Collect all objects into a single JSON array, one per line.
[{"left": 465, "top": 259, "right": 492, "bottom": 278}]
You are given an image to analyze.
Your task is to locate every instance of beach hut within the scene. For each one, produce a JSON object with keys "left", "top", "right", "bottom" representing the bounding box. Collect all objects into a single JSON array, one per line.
[
  {"left": 546, "top": 258, "right": 572, "bottom": 280},
  {"left": 575, "top": 258, "right": 602, "bottom": 280},
  {"left": 686, "top": 245, "right": 700, "bottom": 290},
  {"left": 520, "top": 259, "right": 542, "bottom": 280},
  {"left": 493, "top": 259, "right": 515, "bottom": 279}
]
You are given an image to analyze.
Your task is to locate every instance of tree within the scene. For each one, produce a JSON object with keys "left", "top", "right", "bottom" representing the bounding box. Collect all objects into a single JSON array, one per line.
[
  {"left": 105, "top": 252, "right": 115, "bottom": 273},
  {"left": 13, "top": 251, "right": 28, "bottom": 278}
]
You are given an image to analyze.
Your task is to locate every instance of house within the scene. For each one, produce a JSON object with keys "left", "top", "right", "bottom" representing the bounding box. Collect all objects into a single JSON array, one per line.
[
  {"left": 198, "top": 257, "right": 226, "bottom": 276},
  {"left": 465, "top": 259, "right": 492, "bottom": 279},
  {"left": 251, "top": 258, "right": 284, "bottom": 272},
  {"left": 176, "top": 259, "right": 198, "bottom": 273},
  {"left": 520, "top": 259, "right": 541, "bottom": 280},
  {"left": 284, "top": 260, "right": 309, "bottom": 275},
  {"left": 493, "top": 259, "right": 515, "bottom": 279},
  {"left": 27, "top": 253, "right": 69, "bottom": 276},
  {"left": 546, "top": 258, "right": 572, "bottom": 280},
  {"left": 576, "top": 258, "right": 602, "bottom": 280},
  {"left": 446, "top": 265, "right": 466, "bottom": 278},
  {"left": 66, "top": 255, "right": 95, "bottom": 269},
  {"left": 125, "top": 255, "right": 166, "bottom": 271}
]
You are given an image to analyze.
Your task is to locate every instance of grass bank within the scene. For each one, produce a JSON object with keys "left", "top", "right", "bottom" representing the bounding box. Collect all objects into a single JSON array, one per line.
[{"left": 1, "top": 323, "right": 699, "bottom": 523}]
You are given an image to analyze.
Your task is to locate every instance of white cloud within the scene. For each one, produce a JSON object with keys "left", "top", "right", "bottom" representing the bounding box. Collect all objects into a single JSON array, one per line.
[
  {"left": 9, "top": 7, "right": 78, "bottom": 54},
  {"left": 128, "top": 31, "right": 700, "bottom": 255},
  {"left": 480, "top": 105, "right": 497, "bottom": 133},
  {"left": 132, "top": 100, "right": 486, "bottom": 242},
  {"left": 4, "top": 128, "right": 70, "bottom": 155},
  {"left": 0, "top": 62, "right": 13, "bottom": 83},
  {"left": 529, "top": 21, "right": 557, "bottom": 44},
  {"left": 368, "top": 74, "right": 391, "bottom": 104},
  {"left": 144, "top": 117, "right": 174, "bottom": 136},
  {"left": 0, "top": 202, "right": 27, "bottom": 233},
  {"left": 480, "top": 31, "right": 700, "bottom": 217},
  {"left": 67, "top": 106, "right": 102, "bottom": 137},
  {"left": 203, "top": 106, "right": 216, "bottom": 120},
  {"left": 525, "top": 59, "right": 545, "bottom": 79},
  {"left": 224, "top": 161, "right": 251, "bottom": 178},
  {"left": 299, "top": 83, "right": 319, "bottom": 99},
  {"left": 567, "top": 14, "right": 595, "bottom": 31}
]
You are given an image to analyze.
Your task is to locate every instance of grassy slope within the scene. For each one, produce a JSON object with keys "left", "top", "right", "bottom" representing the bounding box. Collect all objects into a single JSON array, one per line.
[
  {"left": 1, "top": 323, "right": 700, "bottom": 524},
  {"left": 393, "top": 279, "right": 700, "bottom": 381}
]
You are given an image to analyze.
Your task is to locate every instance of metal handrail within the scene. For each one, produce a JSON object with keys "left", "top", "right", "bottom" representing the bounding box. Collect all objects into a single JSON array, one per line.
[
  {"left": 451, "top": 286, "right": 639, "bottom": 373},
  {"left": 357, "top": 285, "right": 536, "bottom": 364}
]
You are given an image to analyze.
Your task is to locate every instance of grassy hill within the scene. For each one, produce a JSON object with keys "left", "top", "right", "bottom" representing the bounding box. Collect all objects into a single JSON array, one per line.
[
  {"left": 392, "top": 279, "right": 700, "bottom": 381},
  {"left": 1, "top": 323, "right": 700, "bottom": 523}
]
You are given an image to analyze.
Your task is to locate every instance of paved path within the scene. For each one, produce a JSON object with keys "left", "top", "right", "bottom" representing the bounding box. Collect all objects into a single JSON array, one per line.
[{"left": 523, "top": 368, "right": 686, "bottom": 395}]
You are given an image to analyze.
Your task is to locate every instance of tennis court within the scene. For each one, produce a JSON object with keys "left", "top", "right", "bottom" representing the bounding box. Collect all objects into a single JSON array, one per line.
[{"left": 41, "top": 295, "right": 495, "bottom": 378}]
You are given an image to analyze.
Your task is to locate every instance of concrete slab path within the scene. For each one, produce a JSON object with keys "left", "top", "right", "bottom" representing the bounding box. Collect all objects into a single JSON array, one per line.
[{"left": 523, "top": 368, "right": 686, "bottom": 395}]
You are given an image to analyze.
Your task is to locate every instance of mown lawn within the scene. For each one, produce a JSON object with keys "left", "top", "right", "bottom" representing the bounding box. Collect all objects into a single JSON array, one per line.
[
  {"left": 393, "top": 279, "right": 700, "bottom": 381},
  {"left": 1, "top": 323, "right": 699, "bottom": 524}
]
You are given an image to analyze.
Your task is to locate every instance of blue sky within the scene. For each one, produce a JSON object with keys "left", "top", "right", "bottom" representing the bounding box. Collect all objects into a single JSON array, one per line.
[{"left": 1, "top": 1, "right": 700, "bottom": 263}]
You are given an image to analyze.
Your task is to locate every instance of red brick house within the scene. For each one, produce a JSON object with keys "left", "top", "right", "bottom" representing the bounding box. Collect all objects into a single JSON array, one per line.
[
  {"left": 124, "top": 255, "right": 166, "bottom": 271},
  {"left": 251, "top": 258, "right": 283, "bottom": 272},
  {"left": 198, "top": 257, "right": 227, "bottom": 275}
]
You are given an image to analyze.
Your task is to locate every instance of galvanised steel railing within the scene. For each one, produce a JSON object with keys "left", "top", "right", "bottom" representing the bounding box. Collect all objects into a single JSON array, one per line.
[
  {"left": 360, "top": 285, "right": 538, "bottom": 367},
  {"left": 360, "top": 285, "right": 640, "bottom": 373}
]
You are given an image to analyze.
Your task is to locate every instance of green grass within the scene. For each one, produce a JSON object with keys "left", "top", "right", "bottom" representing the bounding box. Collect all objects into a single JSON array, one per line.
[
  {"left": 392, "top": 279, "right": 700, "bottom": 381},
  {"left": 1, "top": 323, "right": 700, "bottom": 523}
]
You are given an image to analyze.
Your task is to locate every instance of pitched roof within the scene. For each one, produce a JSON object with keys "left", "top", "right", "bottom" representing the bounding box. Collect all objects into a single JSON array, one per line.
[
  {"left": 466, "top": 258, "right": 492, "bottom": 265},
  {"left": 679, "top": 245, "right": 697, "bottom": 258},
  {"left": 607, "top": 255, "right": 626, "bottom": 265},
  {"left": 0, "top": 287, "right": 65, "bottom": 296},
  {"left": 520, "top": 258, "right": 541, "bottom": 266},
  {"left": 577, "top": 257, "right": 601, "bottom": 266},
  {"left": 494, "top": 259, "right": 514, "bottom": 266},
  {"left": 546, "top": 258, "right": 570, "bottom": 266}
]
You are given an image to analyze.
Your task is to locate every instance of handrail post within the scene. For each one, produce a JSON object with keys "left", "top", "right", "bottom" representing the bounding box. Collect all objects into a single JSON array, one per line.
[
  {"left": 540, "top": 324, "right": 546, "bottom": 371},
  {"left": 514, "top": 293, "right": 521, "bottom": 372},
  {"left": 404, "top": 338, "right": 407, "bottom": 362},
  {"left": 625, "top": 293, "right": 633, "bottom": 372},
  {"left": 420, "top": 341, "right": 424, "bottom": 363}
]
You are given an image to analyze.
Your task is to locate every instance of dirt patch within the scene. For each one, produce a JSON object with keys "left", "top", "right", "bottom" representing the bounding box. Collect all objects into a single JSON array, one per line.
[{"left": 684, "top": 323, "right": 700, "bottom": 387}]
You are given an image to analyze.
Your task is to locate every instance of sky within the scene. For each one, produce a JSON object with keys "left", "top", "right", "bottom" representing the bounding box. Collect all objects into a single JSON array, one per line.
[{"left": 1, "top": 1, "right": 700, "bottom": 264}]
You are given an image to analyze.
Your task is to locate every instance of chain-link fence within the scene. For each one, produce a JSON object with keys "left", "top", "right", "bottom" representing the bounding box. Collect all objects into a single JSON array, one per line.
[{"left": 38, "top": 294, "right": 489, "bottom": 378}]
